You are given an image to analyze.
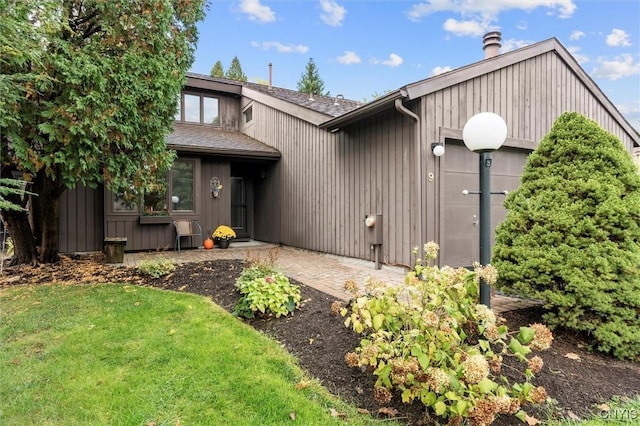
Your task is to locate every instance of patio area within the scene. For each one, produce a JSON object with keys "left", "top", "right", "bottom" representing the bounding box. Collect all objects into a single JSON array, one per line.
[{"left": 123, "top": 241, "right": 539, "bottom": 313}]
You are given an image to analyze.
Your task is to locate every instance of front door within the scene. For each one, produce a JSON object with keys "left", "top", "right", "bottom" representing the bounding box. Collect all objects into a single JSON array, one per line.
[{"left": 230, "top": 177, "right": 250, "bottom": 239}]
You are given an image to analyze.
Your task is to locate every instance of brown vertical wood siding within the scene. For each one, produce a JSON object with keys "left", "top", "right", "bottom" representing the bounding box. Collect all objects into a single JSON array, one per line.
[
  {"left": 58, "top": 185, "right": 104, "bottom": 253},
  {"left": 248, "top": 101, "right": 418, "bottom": 265}
]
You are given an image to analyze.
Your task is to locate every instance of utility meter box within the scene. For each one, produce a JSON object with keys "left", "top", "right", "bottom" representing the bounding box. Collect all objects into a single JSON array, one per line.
[{"left": 365, "top": 214, "right": 383, "bottom": 245}]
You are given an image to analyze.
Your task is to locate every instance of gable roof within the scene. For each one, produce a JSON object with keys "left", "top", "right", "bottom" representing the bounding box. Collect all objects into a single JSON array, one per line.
[
  {"left": 185, "top": 73, "right": 362, "bottom": 118},
  {"left": 319, "top": 38, "right": 640, "bottom": 146},
  {"left": 168, "top": 123, "right": 280, "bottom": 159}
]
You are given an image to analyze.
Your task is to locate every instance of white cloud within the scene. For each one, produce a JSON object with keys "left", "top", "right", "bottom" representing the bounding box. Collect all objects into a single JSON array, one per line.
[
  {"left": 430, "top": 66, "right": 452, "bottom": 76},
  {"left": 319, "top": 0, "right": 346, "bottom": 26},
  {"left": 592, "top": 54, "right": 640, "bottom": 81},
  {"left": 408, "top": 1, "right": 576, "bottom": 24},
  {"left": 443, "top": 18, "right": 487, "bottom": 37},
  {"left": 567, "top": 46, "right": 589, "bottom": 65},
  {"left": 606, "top": 29, "right": 631, "bottom": 47},
  {"left": 500, "top": 38, "right": 532, "bottom": 53},
  {"left": 239, "top": 0, "right": 275, "bottom": 23},
  {"left": 336, "top": 51, "right": 361, "bottom": 65},
  {"left": 515, "top": 20, "right": 527, "bottom": 31},
  {"left": 570, "top": 30, "right": 585, "bottom": 41},
  {"left": 250, "top": 41, "right": 309, "bottom": 53},
  {"left": 372, "top": 53, "right": 404, "bottom": 67}
]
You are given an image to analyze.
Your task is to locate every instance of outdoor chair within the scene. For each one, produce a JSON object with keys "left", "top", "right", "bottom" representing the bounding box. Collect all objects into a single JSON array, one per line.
[{"left": 173, "top": 220, "right": 203, "bottom": 253}]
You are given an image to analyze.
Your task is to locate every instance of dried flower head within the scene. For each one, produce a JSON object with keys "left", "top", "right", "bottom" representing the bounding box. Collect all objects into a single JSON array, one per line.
[
  {"left": 527, "top": 355, "right": 544, "bottom": 374},
  {"left": 343, "top": 279, "right": 361, "bottom": 297},
  {"left": 426, "top": 367, "right": 451, "bottom": 393},
  {"left": 473, "top": 263, "right": 498, "bottom": 285},
  {"left": 344, "top": 352, "right": 360, "bottom": 368},
  {"left": 484, "top": 323, "right": 500, "bottom": 342},
  {"left": 493, "top": 395, "right": 513, "bottom": 414},
  {"left": 364, "top": 276, "right": 387, "bottom": 296},
  {"left": 422, "top": 311, "right": 439, "bottom": 328},
  {"left": 373, "top": 385, "right": 393, "bottom": 404},
  {"left": 330, "top": 301, "right": 342, "bottom": 316},
  {"left": 489, "top": 355, "right": 503, "bottom": 374},
  {"left": 424, "top": 242, "right": 439, "bottom": 259},
  {"left": 529, "top": 386, "right": 548, "bottom": 404},
  {"left": 462, "top": 354, "right": 490, "bottom": 384},
  {"left": 530, "top": 323, "right": 554, "bottom": 351},
  {"left": 468, "top": 399, "right": 498, "bottom": 426},
  {"left": 474, "top": 304, "right": 497, "bottom": 324}
]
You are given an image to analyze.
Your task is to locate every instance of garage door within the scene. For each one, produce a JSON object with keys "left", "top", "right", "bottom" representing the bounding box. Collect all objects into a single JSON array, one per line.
[{"left": 440, "top": 141, "right": 529, "bottom": 267}]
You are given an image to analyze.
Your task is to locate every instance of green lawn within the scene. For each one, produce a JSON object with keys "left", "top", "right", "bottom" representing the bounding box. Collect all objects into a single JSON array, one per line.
[{"left": 0, "top": 283, "right": 384, "bottom": 425}]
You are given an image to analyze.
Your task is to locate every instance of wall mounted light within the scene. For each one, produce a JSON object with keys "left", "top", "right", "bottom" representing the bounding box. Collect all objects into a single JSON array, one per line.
[{"left": 431, "top": 142, "right": 445, "bottom": 157}]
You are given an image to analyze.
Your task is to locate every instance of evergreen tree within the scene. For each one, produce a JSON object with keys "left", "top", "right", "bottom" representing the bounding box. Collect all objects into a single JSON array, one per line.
[
  {"left": 1, "top": 0, "right": 205, "bottom": 264},
  {"left": 296, "top": 58, "right": 329, "bottom": 96},
  {"left": 225, "top": 56, "right": 247, "bottom": 82},
  {"left": 210, "top": 60, "right": 224, "bottom": 78},
  {"left": 492, "top": 112, "right": 640, "bottom": 360}
]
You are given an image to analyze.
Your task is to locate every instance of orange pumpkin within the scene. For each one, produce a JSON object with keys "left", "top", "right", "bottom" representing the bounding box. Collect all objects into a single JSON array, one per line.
[{"left": 203, "top": 238, "right": 214, "bottom": 250}]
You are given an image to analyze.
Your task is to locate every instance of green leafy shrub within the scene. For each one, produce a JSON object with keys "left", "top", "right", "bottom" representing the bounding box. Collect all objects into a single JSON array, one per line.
[
  {"left": 234, "top": 251, "right": 301, "bottom": 318},
  {"left": 492, "top": 112, "right": 640, "bottom": 360},
  {"left": 136, "top": 258, "right": 176, "bottom": 278},
  {"left": 338, "top": 243, "right": 552, "bottom": 425}
]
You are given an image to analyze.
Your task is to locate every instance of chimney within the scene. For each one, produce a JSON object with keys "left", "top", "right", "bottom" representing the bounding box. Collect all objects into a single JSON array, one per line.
[
  {"left": 268, "top": 62, "right": 273, "bottom": 91},
  {"left": 483, "top": 31, "right": 502, "bottom": 59}
]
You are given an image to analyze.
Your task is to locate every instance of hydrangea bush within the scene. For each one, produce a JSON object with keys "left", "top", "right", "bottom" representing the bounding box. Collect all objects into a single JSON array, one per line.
[
  {"left": 337, "top": 243, "right": 553, "bottom": 425},
  {"left": 234, "top": 252, "right": 300, "bottom": 319}
]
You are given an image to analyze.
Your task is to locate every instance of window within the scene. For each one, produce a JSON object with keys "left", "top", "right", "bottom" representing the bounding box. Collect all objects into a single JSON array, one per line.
[
  {"left": 143, "top": 181, "right": 168, "bottom": 215},
  {"left": 243, "top": 106, "right": 253, "bottom": 124},
  {"left": 110, "top": 158, "right": 199, "bottom": 215},
  {"left": 176, "top": 93, "right": 220, "bottom": 126},
  {"left": 203, "top": 96, "right": 220, "bottom": 125},
  {"left": 113, "top": 193, "right": 138, "bottom": 212},
  {"left": 184, "top": 94, "right": 201, "bottom": 123}
]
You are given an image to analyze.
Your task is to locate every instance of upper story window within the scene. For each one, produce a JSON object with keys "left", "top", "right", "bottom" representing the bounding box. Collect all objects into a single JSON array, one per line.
[
  {"left": 175, "top": 93, "right": 220, "bottom": 126},
  {"left": 243, "top": 106, "right": 253, "bottom": 124}
]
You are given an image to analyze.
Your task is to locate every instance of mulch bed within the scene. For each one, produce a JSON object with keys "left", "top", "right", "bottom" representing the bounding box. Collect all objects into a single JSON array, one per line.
[{"left": 2, "top": 254, "right": 639, "bottom": 425}]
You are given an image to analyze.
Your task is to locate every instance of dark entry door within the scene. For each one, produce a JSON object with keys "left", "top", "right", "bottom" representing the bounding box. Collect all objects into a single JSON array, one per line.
[{"left": 230, "top": 177, "right": 249, "bottom": 239}]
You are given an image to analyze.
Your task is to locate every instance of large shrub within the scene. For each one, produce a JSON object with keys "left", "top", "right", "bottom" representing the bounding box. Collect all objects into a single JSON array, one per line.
[
  {"left": 339, "top": 243, "right": 552, "bottom": 425},
  {"left": 492, "top": 112, "right": 640, "bottom": 360}
]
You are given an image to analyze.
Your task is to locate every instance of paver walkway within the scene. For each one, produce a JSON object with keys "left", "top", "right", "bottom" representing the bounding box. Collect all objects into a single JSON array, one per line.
[{"left": 123, "top": 241, "right": 539, "bottom": 313}]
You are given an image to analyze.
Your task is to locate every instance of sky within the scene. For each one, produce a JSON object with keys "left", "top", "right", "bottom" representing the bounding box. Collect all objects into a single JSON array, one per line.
[{"left": 190, "top": 0, "right": 640, "bottom": 129}]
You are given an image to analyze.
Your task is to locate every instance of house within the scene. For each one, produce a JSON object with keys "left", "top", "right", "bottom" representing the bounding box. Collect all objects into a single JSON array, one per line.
[{"left": 59, "top": 33, "right": 640, "bottom": 267}]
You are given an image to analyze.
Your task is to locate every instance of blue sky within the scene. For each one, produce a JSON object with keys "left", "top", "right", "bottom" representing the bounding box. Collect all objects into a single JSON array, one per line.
[{"left": 190, "top": 0, "right": 640, "bottom": 128}]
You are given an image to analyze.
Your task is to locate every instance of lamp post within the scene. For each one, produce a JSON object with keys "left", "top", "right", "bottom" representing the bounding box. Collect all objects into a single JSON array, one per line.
[{"left": 462, "top": 112, "right": 507, "bottom": 307}]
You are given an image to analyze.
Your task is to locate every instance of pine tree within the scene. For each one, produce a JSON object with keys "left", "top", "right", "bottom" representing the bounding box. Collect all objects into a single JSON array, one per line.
[
  {"left": 225, "top": 56, "right": 247, "bottom": 82},
  {"left": 210, "top": 60, "right": 224, "bottom": 78},
  {"left": 492, "top": 112, "right": 640, "bottom": 360},
  {"left": 296, "top": 58, "right": 329, "bottom": 96}
]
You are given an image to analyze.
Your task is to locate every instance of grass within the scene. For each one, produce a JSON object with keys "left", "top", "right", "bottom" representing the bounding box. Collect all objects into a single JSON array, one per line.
[{"left": 0, "top": 283, "right": 386, "bottom": 426}]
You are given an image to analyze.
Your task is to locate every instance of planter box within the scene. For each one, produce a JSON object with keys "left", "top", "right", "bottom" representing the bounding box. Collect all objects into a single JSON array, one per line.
[{"left": 139, "top": 215, "right": 172, "bottom": 225}]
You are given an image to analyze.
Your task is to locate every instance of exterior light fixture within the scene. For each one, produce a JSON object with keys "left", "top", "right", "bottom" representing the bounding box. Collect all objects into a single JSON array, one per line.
[
  {"left": 431, "top": 142, "right": 445, "bottom": 157},
  {"left": 462, "top": 112, "right": 507, "bottom": 307}
]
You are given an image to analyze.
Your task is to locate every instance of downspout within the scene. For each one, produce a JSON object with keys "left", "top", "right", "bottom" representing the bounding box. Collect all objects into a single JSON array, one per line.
[{"left": 395, "top": 96, "right": 423, "bottom": 259}]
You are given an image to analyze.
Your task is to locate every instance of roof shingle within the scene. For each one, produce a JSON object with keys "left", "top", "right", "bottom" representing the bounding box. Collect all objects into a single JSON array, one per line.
[{"left": 168, "top": 123, "right": 281, "bottom": 159}]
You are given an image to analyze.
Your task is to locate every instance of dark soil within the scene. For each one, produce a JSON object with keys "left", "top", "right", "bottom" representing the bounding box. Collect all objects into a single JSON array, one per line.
[{"left": 2, "top": 254, "right": 639, "bottom": 425}]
